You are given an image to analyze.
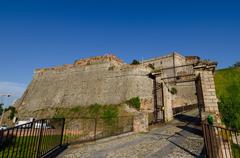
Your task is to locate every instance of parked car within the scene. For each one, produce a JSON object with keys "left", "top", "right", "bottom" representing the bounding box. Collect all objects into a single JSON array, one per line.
[
  {"left": 0, "top": 124, "right": 8, "bottom": 130},
  {"left": 14, "top": 120, "right": 33, "bottom": 128},
  {"left": 34, "top": 122, "right": 52, "bottom": 129}
]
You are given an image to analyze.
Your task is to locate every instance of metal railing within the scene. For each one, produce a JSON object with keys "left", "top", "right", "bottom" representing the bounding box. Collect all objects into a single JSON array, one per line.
[
  {"left": 0, "top": 118, "right": 65, "bottom": 158},
  {"left": 63, "top": 116, "right": 134, "bottom": 144},
  {"left": 202, "top": 122, "right": 240, "bottom": 158}
]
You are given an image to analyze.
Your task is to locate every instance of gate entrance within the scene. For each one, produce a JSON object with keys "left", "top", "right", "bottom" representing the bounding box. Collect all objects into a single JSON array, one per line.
[
  {"left": 153, "top": 77, "right": 165, "bottom": 123},
  {"left": 150, "top": 64, "right": 204, "bottom": 124},
  {"left": 149, "top": 73, "right": 165, "bottom": 124}
]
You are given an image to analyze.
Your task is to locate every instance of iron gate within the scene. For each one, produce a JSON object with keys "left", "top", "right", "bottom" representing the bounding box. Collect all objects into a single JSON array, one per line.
[
  {"left": 150, "top": 76, "right": 165, "bottom": 124},
  {"left": 195, "top": 75, "right": 205, "bottom": 120}
]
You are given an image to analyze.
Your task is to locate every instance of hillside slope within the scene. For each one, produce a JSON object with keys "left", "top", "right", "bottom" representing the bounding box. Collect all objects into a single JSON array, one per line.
[
  {"left": 214, "top": 67, "right": 240, "bottom": 129},
  {"left": 215, "top": 67, "right": 240, "bottom": 98}
]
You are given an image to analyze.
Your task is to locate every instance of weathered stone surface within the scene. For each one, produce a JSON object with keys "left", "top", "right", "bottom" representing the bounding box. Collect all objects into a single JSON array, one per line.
[
  {"left": 171, "top": 81, "right": 197, "bottom": 108},
  {"left": 133, "top": 112, "right": 148, "bottom": 132},
  {"left": 163, "top": 84, "right": 173, "bottom": 122},
  {"left": 14, "top": 52, "right": 219, "bottom": 124},
  {"left": 15, "top": 57, "right": 153, "bottom": 117},
  {"left": 194, "top": 64, "right": 219, "bottom": 121}
]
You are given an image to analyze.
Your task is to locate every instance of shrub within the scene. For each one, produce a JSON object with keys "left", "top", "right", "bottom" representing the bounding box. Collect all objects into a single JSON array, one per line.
[
  {"left": 89, "top": 103, "right": 102, "bottom": 118},
  {"left": 218, "top": 83, "right": 240, "bottom": 130},
  {"left": 126, "top": 97, "right": 141, "bottom": 110},
  {"left": 131, "top": 59, "right": 140, "bottom": 65},
  {"left": 233, "top": 61, "right": 240, "bottom": 68},
  {"left": 101, "top": 105, "right": 119, "bottom": 126},
  {"left": 5, "top": 106, "right": 16, "bottom": 120},
  {"left": 232, "top": 143, "right": 240, "bottom": 157},
  {"left": 0, "top": 103, "right": 3, "bottom": 116},
  {"left": 148, "top": 63, "right": 155, "bottom": 69},
  {"left": 101, "top": 106, "right": 118, "bottom": 118},
  {"left": 170, "top": 87, "right": 177, "bottom": 95}
]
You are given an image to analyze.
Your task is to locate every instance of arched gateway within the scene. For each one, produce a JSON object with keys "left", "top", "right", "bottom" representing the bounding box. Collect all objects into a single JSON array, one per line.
[{"left": 145, "top": 53, "right": 219, "bottom": 124}]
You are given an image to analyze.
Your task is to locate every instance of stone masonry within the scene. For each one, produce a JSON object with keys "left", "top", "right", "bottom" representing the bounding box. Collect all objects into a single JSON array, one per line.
[
  {"left": 15, "top": 55, "right": 153, "bottom": 118},
  {"left": 14, "top": 52, "right": 220, "bottom": 132},
  {"left": 194, "top": 63, "right": 219, "bottom": 121}
]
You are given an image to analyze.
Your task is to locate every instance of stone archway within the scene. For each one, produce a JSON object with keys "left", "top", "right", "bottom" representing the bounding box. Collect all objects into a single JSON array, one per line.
[{"left": 149, "top": 61, "right": 219, "bottom": 123}]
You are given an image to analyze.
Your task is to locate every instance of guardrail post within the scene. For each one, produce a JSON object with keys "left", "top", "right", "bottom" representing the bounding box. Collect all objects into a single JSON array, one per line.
[
  {"left": 132, "top": 116, "right": 134, "bottom": 131},
  {"left": 36, "top": 120, "right": 44, "bottom": 158},
  {"left": 94, "top": 118, "right": 97, "bottom": 140},
  {"left": 117, "top": 117, "right": 119, "bottom": 134},
  {"left": 60, "top": 118, "right": 65, "bottom": 146}
]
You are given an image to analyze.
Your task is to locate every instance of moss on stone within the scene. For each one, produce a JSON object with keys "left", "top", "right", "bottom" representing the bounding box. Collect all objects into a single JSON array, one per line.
[{"left": 126, "top": 97, "right": 141, "bottom": 110}]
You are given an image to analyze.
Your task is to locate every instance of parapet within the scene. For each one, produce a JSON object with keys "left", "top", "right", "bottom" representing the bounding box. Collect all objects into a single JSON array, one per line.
[
  {"left": 186, "top": 56, "right": 200, "bottom": 64},
  {"left": 35, "top": 54, "right": 124, "bottom": 74},
  {"left": 74, "top": 54, "right": 124, "bottom": 66}
]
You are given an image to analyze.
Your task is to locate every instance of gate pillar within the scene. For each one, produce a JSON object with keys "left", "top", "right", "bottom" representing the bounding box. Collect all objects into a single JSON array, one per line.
[
  {"left": 194, "top": 62, "right": 220, "bottom": 122},
  {"left": 163, "top": 83, "right": 173, "bottom": 122}
]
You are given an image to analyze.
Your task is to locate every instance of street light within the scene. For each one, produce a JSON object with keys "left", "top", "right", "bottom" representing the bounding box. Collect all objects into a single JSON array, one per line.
[{"left": 0, "top": 94, "right": 11, "bottom": 126}]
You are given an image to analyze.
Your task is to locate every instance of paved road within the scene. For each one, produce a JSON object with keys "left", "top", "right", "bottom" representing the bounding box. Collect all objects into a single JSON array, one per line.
[{"left": 58, "top": 109, "right": 205, "bottom": 158}]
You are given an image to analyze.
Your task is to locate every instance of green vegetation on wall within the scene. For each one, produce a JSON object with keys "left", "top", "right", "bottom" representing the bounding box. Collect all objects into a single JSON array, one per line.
[
  {"left": 148, "top": 63, "right": 155, "bottom": 69},
  {"left": 101, "top": 106, "right": 119, "bottom": 126},
  {"left": 215, "top": 67, "right": 240, "bottom": 130},
  {"left": 52, "top": 114, "right": 64, "bottom": 119},
  {"left": 89, "top": 103, "right": 102, "bottom": 118},
  {"left": 51, "top": 103, "right": 121, "bottom": 126},
  {"left": 126, "top": 97, "right": 141, "bottom": 110},
  {"left": 170, "top": 87, "right": 177, "bottom": 95},
  {"left": 52, "top": 103, "right": 124, "bottom": 120},
  {"left": 101, "top": 106, "right": 118, "bottom": 118}
]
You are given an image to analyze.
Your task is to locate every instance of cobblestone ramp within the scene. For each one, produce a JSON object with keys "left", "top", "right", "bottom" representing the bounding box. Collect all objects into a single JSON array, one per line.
[{"left": 58, "top": 109, "right": 204, "bottom": 158}]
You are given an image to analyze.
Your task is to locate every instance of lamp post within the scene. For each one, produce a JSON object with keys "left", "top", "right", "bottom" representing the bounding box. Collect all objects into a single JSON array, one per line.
[{"left": 0, "top": 94, "right": 11, "bottom": 126}]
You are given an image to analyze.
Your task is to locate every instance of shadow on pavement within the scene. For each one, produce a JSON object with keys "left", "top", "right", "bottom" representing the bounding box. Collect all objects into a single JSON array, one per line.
[
  {"left": 174, "top": 113, "right": 201, "bottom": 125},
  {"left": 176, "top": 125, "right": 203, "bottom": 137}
]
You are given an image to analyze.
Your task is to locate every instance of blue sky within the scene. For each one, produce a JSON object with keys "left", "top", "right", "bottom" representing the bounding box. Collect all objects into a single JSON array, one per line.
[{"left": 0, "top": 0, "right": 240, "bottom": 105}]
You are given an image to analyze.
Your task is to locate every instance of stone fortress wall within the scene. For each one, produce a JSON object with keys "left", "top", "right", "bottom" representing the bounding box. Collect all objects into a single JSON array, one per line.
[
  {"left": 15, "top": 54, "right": 154, "bottom": 116},
  {"left": 15, "top": 52, "right": 219, "bottom": 125}
]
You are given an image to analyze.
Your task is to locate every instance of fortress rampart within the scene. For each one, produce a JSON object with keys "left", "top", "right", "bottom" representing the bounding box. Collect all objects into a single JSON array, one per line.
[
  {"left": 16, "top": 55, "right": 153, "bottom": 116},
  {"left": 15, "top": 52, "right": 219, "bottom": 125}
]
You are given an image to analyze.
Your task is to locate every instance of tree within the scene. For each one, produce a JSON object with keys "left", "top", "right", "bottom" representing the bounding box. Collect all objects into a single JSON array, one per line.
[
  {"left": 0, "top": 103, "right": 3, "bottom": 116},
  {"left": 131, "top": 59, "right": 140, "bottom": 65},
  {"left": 7, "top": 106, "right": 16, "bottom": 120},
  {"left": 233, "top": 61, "right": 240, "bottom": 68},
  {"left": 4, "top": 106, "right": 16, "bottom": 120}
]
